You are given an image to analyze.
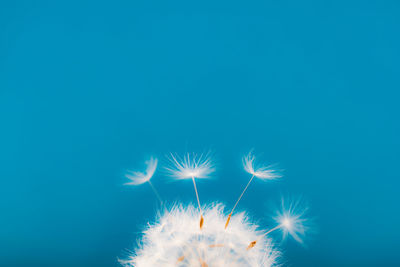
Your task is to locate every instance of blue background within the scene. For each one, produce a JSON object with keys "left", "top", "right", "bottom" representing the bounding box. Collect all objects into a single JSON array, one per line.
[{"left": 1, "top": 0, "right": 399, "bottom": 266}]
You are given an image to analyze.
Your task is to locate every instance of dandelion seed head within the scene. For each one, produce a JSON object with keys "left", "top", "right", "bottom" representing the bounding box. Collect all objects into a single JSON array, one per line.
[
  {"left": 120, "top": 150, "right": 314, "bottom": 266},
  {"left": 120, "top": 203, "right": 280, "bottom": 267},
  {"left": 243, "top": 151, "right": 281, "bottom": 180},
  {"left": 166, "top": 153, "right": 215, "bottom": 180},
  {"left": 125, "top": 157, "right": 158, "bottom": 185}
]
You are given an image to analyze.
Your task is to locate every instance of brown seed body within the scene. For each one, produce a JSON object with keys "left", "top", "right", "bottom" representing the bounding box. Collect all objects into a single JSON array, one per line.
[
  {"left": 209, "top": 244, "right": 225, "bottom": 248},
  {"left": 247, "top": 240, "right": 257, "bottom": 250},
  {"left": 199, "top": 258, "right": 208, "bottom": 267},
  {"left": 224, "top": 213, "right": 232, "bottom": 229},
  {"left": 200, "top": 215, "right": 204, "bottom": 229}
]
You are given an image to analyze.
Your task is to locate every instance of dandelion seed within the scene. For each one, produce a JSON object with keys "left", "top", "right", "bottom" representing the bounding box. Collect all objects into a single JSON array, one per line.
[
  {"left": 177, "top": 256, "right": 185, "bottom": 263},
  {"left": 209, "top": 244, "right": 224, "bottom": 248},
  {"left": 125, "top": 157, "right": 158, "bottom": 185},
  {"left": 247, "top": 198, "right": 310, "bottom": 250},
  {"left": 200, "top": 215, "right": 204, "bottom": 229},
  {"left": 247, "top": 240, "right": 257, "bottom": 250},
  {"left": 166, "top": 153, "right": 215, "bottom": 228},
  {"left": 125, "top": 157, "right": 163, "bottom": 204},
  {"left": 273, "top": 198, "right": 309, "bottom": 244},
  {"left": 225, "top": 151, "right": 280, "bottom": 229},
  {"left": 243, "top": 151, "right": 281, "bottom": 180},
  {"left": 199, "top": 258, "right": 208, "bottom": 267}
]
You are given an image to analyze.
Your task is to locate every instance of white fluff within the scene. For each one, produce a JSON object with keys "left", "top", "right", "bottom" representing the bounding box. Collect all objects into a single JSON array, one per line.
[
  {"left": 121, "top": 203, "right": 280, "bottom": 267},
  {"left": 274, "top": 198, "right": 309, "bottom": 244},
  {"left": 243, "top": 152, "right": 280, "bottom": 180},
  {"left": 166, "top": 153, "right": 215, "bottom": 180},
  {"left": 125, "top": 157, "right": 158, "bottom": 185}
]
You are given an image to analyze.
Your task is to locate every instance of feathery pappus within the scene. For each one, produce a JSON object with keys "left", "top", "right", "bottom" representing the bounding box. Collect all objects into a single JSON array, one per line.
[
  {"left": 165, "top": 152, "right": 215, "bottom": 180},
  {"left": 273, "top": 197, "right": 310, "bottom": 244},
  {"left": 243, "top": 151, "right": 281, "bottom": 180},
  {"left": 125, "top": 157, "right": 158, "bottom": 185},
  {"left": 125, "top": 157, "right": 163, "bottom": 204}
]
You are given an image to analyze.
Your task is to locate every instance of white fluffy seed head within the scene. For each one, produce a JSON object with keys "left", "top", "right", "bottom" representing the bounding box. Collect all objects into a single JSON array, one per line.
[
  {"left": 165, "top": 153, "right": 215, "bottom": 180},
  {"left": 243, "top": 151, "right": 280, "bottom": 180},
  {"left": 120, "top": 203, "right": 280, "bottom": 267},
  {"left": 125, "top": 157, "right": 158, "bottom": 185}
]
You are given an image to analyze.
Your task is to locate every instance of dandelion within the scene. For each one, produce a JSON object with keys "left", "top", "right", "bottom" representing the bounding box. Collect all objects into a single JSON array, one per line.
[
  {"left": 125, "top": 157, "right": 162, "bottom": 204},
  {"left": 121, "top": 150, "right": 313, "bottom": 266},
  {"left": 119, "top": 203, "right": 279, "bottom": 267},
  {"left": 166, "top": 153, "right": 215, "bottom": 229},
  {"left": 225, "top": 151, "right": 280, "bottom": 229}
]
